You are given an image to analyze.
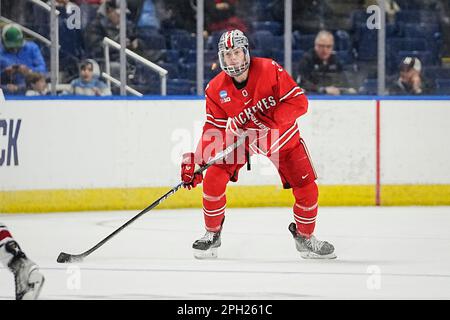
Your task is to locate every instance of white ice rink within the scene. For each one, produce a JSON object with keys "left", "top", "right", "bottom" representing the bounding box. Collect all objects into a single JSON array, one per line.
[{"left": 1, "top": 206, "right": 450, "bottom": 300}]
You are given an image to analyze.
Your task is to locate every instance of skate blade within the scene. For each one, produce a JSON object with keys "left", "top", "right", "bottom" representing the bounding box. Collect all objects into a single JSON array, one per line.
[
  {"left": 300, "top": 252, "right": 337, "bottom": 259},
  {"left": 22, "top": 269, "right": 45, "bottom": 300},
  {"left": 193, "top": 248, "right": 218, "bottom": 260}
]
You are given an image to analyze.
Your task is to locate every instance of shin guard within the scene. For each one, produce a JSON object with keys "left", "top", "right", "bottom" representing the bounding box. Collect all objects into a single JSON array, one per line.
[
  {"left": 202, "top": 166, "right": 230, "bottom": 231},
  {"left": 292, "top": 182, "right": 319, "bottom": 238}
]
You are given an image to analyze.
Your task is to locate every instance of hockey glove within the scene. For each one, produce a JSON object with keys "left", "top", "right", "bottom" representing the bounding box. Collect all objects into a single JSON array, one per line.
[{"left": 181, "top": 152, "right": 203, "bottom": 190}]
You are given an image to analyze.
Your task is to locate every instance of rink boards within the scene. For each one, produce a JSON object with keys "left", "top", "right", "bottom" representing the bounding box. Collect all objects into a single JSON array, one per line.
[{"left": 1, "top": 97, "right": 450, "bottom": 212}]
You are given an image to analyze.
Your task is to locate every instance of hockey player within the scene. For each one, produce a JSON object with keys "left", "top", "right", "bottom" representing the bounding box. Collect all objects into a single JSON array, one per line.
[
  {"left": 180, "top": 29, "right": 336, "bottom": 260},
  {"left": 0, "top": 224, "right": 45, "bottom": 299}
]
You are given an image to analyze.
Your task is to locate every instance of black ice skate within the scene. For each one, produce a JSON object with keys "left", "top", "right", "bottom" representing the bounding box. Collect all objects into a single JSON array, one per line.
[
  {"left": 288, "top": 223, "right": 336, "bottom": 259},
  {"left": 6, "top": 241, "right": 45, "bottom": 300},
  {"left": 193, "top": 218, "right": 225, "bottom": 259}
]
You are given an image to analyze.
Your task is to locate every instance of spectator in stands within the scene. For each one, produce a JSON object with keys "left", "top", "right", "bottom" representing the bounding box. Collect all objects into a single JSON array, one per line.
[
  {"left": 365, "top": 0, "right": 400, "bottom": 23},
  {"left": 292, "top": 0, "right": 334, "bottom": 34},
  {"left": 157, "top": 0, "right": 196, "bottom": 33},
  {"left": 297, "top": 30, "right": 356, "bottom": 95},
  {"left": 417, "top": 0, "right": 450, "bottom": 56},
  {"left": 388, "top": 57, "right": 432, "bottom": 95},
  {"left": 131, "top": 0, "right": 171, "bottom": 48},
  {"left": 134, "top": 0, "right": 161, "bottom": 32},
  {"left": 125, "top": 0, "right": 193, "bottom": 34},
  {"left": 34, "top": 0, "right": 85, "bottom": 81},
  {"left": 67, "top": 59, "right": 111, "bottom": 96},
  {"left": 205, "top": 0, "right": 249, "bottom": 36},
  {"left": 25, "top": 72, "right": 50, "bottom": 96},
  {"left": 72, "top": 1, "right": 104, "bottom": 29},
  {"left": 84, "top": 0, "right": 165, "bottom": 73},
  {"left": 84, "top": 0, "right": 138, "bottom": 61},
  {"left": 54, "top": 0, "right": 86, "bottom": 82},
  {"left": 0, "top": 24, "right": 47, "bottom": 95}
]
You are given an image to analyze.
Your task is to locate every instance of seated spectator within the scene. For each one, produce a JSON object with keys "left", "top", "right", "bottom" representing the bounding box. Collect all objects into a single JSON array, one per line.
[
  {"left": 131, "top": 0, "right": 192, "bottom": 36},
  {"left": 54, "top": 0, "right": 86, "bottom": 82},
  {"left": 0, "top": 24, "right": 47, "bottom": 95},
  {"left": 297, "top": 30, "right": 356, "bottom": 95},
  {"left": 135, "top": 0, "right": 161, "bottom": 32},
  {"left": 388, "top": 57, "right": 432, "bottom": 95},
  {"left": 292, "top": 0, "right": 334, "bottom": 34},
  {"left": 157, "top": 0, "right": 196, "bottom": 33},
  {"left": 365, "top": 0, "right": 400, "bottom": 24},
  {"left": 73, "top": 0, "right": 104, "bottom": 29},
  {"left": 84, "top": 0, "right": 138, "bottom": 61},
  {"left": 84, "top": 0, "right": 165, "bottom": 75},
  {"left": 132, "top": 0, "right": 168, "bottom": 47},
  {"left": 67, "top": 59, "right": 111, "bottom": 96},
  {"left": 205, "top": 0, "right": 249, "bottom": 36},
  {"left": 14, "top": 0, "right": 86, "bottom": 84},
  {"left": 25, "top": 72, "right": 50, "bottom": 96}
]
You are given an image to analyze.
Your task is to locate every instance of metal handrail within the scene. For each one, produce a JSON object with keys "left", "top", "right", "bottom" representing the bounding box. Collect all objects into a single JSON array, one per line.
[
  {"left": 0, "top": 16, "right": 52, "bottom": 47},
  {"left": 102, "top": 72, "right": 143, "bottom": 97},
  {"left": 15, "top": 0, "right": 60, "bottom": 93},
  {"left": 27, "top": 0, "right": 60, "bottom": 15},
  {"left": 102, "top": 37, "right": 168, "bottom": 96}
]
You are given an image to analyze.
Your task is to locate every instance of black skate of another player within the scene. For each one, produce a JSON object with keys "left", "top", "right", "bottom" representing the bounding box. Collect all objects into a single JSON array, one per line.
[{"left": 6, "top": 241, "right": 45, "bottom": 300}]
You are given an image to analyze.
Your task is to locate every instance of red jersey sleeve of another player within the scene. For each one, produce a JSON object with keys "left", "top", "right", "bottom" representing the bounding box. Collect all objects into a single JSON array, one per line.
[
  {"left": 271, "top": 60, "right": 309, "bottom": 126},
  {"left": 194, "top": 85, "right": 228, "bottom": 164}
]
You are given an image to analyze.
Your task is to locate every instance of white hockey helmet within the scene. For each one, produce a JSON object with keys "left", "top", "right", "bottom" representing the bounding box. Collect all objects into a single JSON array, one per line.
[{"left": 218, "top": 29, "right": 250, "bottom": 77}]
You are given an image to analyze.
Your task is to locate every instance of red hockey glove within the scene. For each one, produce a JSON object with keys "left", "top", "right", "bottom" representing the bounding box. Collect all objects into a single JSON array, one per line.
[{"left": 181, "top": 152, "right": 203, "bottom": 190}]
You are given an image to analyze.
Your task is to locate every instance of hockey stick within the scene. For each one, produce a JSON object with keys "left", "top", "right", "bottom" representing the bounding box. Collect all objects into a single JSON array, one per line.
[{"left": 56, "top": 135, "right": 246, "bottom": 263}]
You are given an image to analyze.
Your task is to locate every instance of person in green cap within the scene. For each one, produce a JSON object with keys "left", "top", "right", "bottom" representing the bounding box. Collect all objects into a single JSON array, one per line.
[{"left": 0, "top": 23, "right": 47, "bottom": 95}]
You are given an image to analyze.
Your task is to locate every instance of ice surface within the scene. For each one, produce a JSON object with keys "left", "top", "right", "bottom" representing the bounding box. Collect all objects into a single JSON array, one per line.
[{"left": 1, "top": 206, "right": 450, "bottom": 299}]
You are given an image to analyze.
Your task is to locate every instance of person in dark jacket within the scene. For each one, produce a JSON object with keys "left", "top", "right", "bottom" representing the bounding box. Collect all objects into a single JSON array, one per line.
[
  {"left": 388, "top": 57, "right": 433, "bottom": 95},
  {"left": 83, "top": 0, "right": 138, "bottom": 61},
  {"left": 297, "top": 30, "right": 356, "bottom": 95}
]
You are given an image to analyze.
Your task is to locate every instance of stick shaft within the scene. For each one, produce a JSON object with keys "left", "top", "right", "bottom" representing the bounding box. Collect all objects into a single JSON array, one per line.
[{"left": 58, "top": 135, "right": 246, "bottom": 262}]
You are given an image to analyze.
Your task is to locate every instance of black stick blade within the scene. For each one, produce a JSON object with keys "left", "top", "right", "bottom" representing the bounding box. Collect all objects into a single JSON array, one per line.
[{"left": 57, "top": 252, "right": 84, "bottom": 264}]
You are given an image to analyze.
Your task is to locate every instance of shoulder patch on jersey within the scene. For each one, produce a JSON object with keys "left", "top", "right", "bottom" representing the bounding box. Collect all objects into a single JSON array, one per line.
[{"left": 219, "top": 90, "right": 231, "bottom": 103}]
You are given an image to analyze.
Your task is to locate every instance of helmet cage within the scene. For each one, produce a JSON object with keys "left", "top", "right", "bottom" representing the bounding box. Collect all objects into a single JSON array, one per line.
[{"left": 218, "top": 30, "right": 250, "bottom": 77}]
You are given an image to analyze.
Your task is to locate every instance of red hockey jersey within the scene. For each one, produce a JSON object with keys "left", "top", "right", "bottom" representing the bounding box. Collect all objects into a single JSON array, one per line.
[{"left": 196, "top": 57, "right": 308, "bottom": 163}]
